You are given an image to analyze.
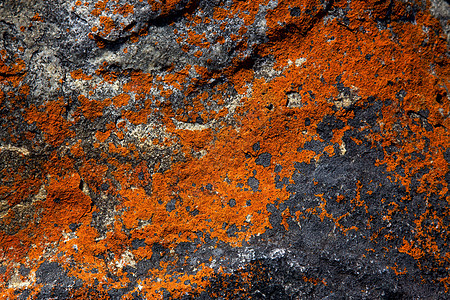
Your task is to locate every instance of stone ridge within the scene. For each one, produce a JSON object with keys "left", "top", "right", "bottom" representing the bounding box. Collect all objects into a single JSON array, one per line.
[{"left": 0, "top": 0, "right": 449, "bottom": 299}]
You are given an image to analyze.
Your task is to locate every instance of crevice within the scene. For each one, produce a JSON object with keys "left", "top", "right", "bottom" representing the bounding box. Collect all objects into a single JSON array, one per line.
[{"left": 145, "top": 0, "right": 200, "bottom": 28}]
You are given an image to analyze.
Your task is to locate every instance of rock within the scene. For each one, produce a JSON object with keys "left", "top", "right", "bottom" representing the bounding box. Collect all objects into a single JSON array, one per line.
[{"left": 0, "top": 0, "right": 450, "bottom": 299}]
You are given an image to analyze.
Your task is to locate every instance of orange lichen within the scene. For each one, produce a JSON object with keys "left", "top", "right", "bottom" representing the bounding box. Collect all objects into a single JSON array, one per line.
[
  {"left": 70, "top": 69, "right": 93, "bottom": 81},
  {"left": 95, "top": 130, "right": 110, "bottom": 142},
  {"left": 123, "top": 71, "right": 154, "bottom": 95},
  {"left": 98, "top": 16, "right": 115, "bottom": 36},
  {"left": 70, "top": 140, "right": 85, "bottom": 157},
  {"left": 399, "top": 238, "right": 425, "bottom": 260},
  {"left": 24, "top": 98, "right": 75, "bottom": 146},
  {"left": 112, "top": 93, "right": 130, "bottom": 108},
  {"left": 91, "top": 0, "right": 110, "bottom": 16},
  {"left": 0, "top": 55, "right": 26, "bottom": 86},
  {"left": 114, "top": 3, "right": 134, "bottom": 17},
  {"left": 30, "top": 13, "right": 43, "bottom": 22},
  {"left": 76, "top": 94, "right": 111, "bottom": 120}
]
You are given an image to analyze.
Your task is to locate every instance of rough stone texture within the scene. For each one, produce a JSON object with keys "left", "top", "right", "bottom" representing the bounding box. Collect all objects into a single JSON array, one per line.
[{"left": 0, "top": 0, "right": 449, "bottom": 299}]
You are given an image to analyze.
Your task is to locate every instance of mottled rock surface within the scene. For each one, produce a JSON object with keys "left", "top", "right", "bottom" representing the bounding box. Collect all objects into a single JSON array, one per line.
[{"left": 1, "top": 0, "right": 450, "bottom": 299}]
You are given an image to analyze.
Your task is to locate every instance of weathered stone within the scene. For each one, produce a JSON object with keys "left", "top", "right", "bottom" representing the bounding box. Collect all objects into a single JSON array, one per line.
[{"left": 0, "top": 0, "right": 449, "bottom": 299}]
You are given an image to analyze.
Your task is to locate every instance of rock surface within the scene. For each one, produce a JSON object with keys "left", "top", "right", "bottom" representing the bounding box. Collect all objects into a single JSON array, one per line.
[{"left": 0, "top": 0, "right": 450, "bottom": 299}]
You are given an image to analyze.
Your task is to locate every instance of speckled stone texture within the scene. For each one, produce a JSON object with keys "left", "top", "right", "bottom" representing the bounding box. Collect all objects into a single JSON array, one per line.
[{"left": 1, "top": 0, "right": 450, "bottom": 299}]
